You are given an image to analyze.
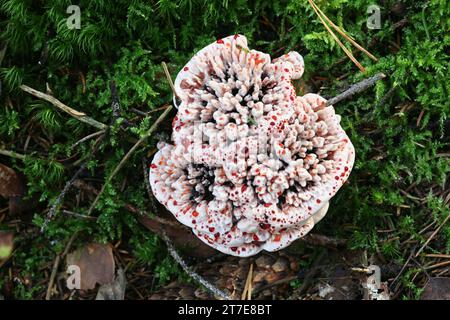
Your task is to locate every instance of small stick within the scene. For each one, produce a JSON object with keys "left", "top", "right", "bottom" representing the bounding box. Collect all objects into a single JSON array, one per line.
[
  {"left": 0, "top": 149, "right": 26, "bottom": 160},
  {"left": 248, "top": 264, "right": 253, "bottom": 300},
  {"left": 301, "top": 233, "right": 346, "bottom": 248},
  {"left": 390, "top": 248, "right": 416, "bottom": 290},
  {"left": 415, "top": 213, "right": 450, "bottom": 257},
  {"left": 41, "top": 164, "right": 87, "bottom": 232},
  {"left": 71, "top": 130, "right": 105, "bottom": 149},
  {"left": 149, "top": 104, "right": 171, "bottom": 113},
  {"left": 142, "top": 157, "right": 153, "bottom": 199},
  {"left": 87, "top": 104, "right": 173, "bottom": 215},
  {"left": 241, "top": 263, "right": 254, "bottom": 300},
  {"left": 161, "top": 231, "right": 230, "bottom": 300},
  {"left": 425, "top": 253, "right": 450, "bottom": 259},
  {"left": 424, "top": 260, "right": 450, "bottom": 271},
  {"left": 45, "top": 232, "right": 78, "bottom": 300},
  {"left": 62, "top": 210, "right": 96, "bottom": 220},
  {"left": 252, "top": 275, "right": 298, "bottom": 295},
  {"left": 20, "top": 85, "right": 108, "bottom": 130},
  {"left": 42, "top": 134, "right": 105, "bottom": 231},
  {"left": 326, "top": 73, "right": 386, "bottom": 106},
  {"left": 161, "top": 62, "right": 179, "bottom": 99},
  {"left": 87, "top": 64, "right": 176, "bottom": 215}
]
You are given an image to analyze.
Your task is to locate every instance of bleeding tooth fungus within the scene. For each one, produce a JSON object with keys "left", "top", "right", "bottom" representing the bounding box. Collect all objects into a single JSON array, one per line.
[{"left": 149, "top": 35, "right": 355, "bottom": 257}]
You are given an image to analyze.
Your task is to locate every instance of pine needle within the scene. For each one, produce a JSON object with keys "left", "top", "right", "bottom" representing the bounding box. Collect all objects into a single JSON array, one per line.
[
  {"left": 307, "top": 0, "right": 376, "bottom": 72},
  {"left": 311, "top": 0, "right": 378, "bottom": 62}
]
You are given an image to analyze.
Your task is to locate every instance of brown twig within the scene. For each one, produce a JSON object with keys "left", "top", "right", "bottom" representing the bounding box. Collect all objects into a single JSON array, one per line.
[
  {"left": 161, "top": 62, "right": 179, "bottom": 99},
  {"left": 0, "top": 149, "right": 26, "bottom": 160},
  {"left": 424, "top": 260, "right": 450, "bottom": 271},
  {"left": 87, "top": 104, "right": 172, "bottom": 215},
  {"left": 20, "top": 85, "right": 108, "bottom": 130},
  {"left": 70, "top": 130, "right": 105, "bottom": 149},
  {"left": 87, "top": 62, "right": 176, "bottom": 215},
  {"left": 301, "top": 233, "right": 347, "bottom": 248},
  {"left": 45, "top": 232, "right": 78, "bottom": 300},
  {"left": 41, "top": 164, "right": 87, "bottom": 233},
  {"left": 241, "top": 263, "right": 254, "bottom": 300},
  {"left": 424, "top": 254, "right": 450, "bottom": 259},
  {"left": 415, "top": 213, "right": 450, "bottom": 257},
  {"left": 42, "top": 134, "right": 105, "bottom": 232}
]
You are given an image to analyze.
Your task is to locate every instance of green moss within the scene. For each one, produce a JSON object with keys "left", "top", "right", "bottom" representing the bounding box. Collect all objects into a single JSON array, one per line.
[{"left": 0, "top": 0, "right": 448, "bottom": 299}]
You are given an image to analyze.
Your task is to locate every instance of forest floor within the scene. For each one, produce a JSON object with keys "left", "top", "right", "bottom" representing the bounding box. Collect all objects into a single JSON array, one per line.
[{"left": 0, "top": 0, "right": 449, "bottom": 300}]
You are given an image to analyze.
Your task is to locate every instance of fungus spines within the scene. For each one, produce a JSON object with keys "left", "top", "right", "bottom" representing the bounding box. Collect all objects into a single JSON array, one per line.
[{"left": 150, "top": 35, "right": 355, "bottom": 257}]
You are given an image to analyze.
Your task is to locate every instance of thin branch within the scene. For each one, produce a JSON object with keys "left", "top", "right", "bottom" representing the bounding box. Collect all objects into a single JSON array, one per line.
[
  {"left": 87, "top": 62, "right": 176, "bottom": 215},
  {"left": 41, "top": 164, "right": 87, "bottom": 233},
  {"left": 424, "top": 253, "right": 450, "bottom": 259},
  {"left": 71, "top": 130, "right": 105, "bottom": 149},
  {"left": 415, "top": 213, "right": 450, "bottom": 257},
  {"left": 142, "top": 157, "right": 153, "bottom": 200},
  {"left": 326, "top": 73, "right": 386, "bottom": 106},
  {"left": 0, "top": 149, "right": 26, "bottom": 160},
  {"left": 161, "top": 231, "right": 231, "bottom": 300},
  {"left": 241, "top": 263, "right": 254, "bottom": 300},
  {"left": 45, "top": 232, "right": 77, "bottom": 300},
  {"left": 42, "top": 134, "right": 105, "bottom": 232},
  {"left": 20, "top": 85, "right": 108, "bottom": 130},
  {"left": 301, "top": 233, "right": 347, "bottom": 248},
  {"left": 162, "top": 62, "right": 179, "bottom": 99},
  {"left": 87, "top": 104, "right": 172, "bottom": 215}
]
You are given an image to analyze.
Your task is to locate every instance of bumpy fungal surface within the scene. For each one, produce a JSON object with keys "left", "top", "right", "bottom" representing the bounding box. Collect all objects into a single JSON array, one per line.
[{"left": 150, "top": 35, "right": 355, "bottom": 257}]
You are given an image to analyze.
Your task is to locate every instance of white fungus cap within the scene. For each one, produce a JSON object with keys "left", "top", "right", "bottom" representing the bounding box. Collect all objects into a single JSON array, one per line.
[{"left": 150, "top": 35, "right": 355, "bottom": 257}]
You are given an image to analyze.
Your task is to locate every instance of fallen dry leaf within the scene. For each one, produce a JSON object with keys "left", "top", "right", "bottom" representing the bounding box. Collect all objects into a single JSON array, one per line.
[
  {"left": 421, "top": 277, "right": 450, "bottom": 300},
  {"left": 0, "top": 163, "right": 34, "bottom": 215},
  {"left": 0, "top": 163, "right": 25, "bottom": 198},
  {"left": 66, "top": 243, "right": 115, "bottom": 290}
]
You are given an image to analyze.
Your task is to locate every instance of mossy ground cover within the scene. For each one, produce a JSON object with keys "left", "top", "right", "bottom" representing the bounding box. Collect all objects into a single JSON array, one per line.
[{"left": 0, "top": 0, "right": 448, "bottom": 299}]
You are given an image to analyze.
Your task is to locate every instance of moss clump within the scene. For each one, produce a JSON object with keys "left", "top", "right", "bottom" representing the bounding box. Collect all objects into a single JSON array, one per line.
[{"left": 0, "top": 0, "right": 448, "bottom": 299}]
